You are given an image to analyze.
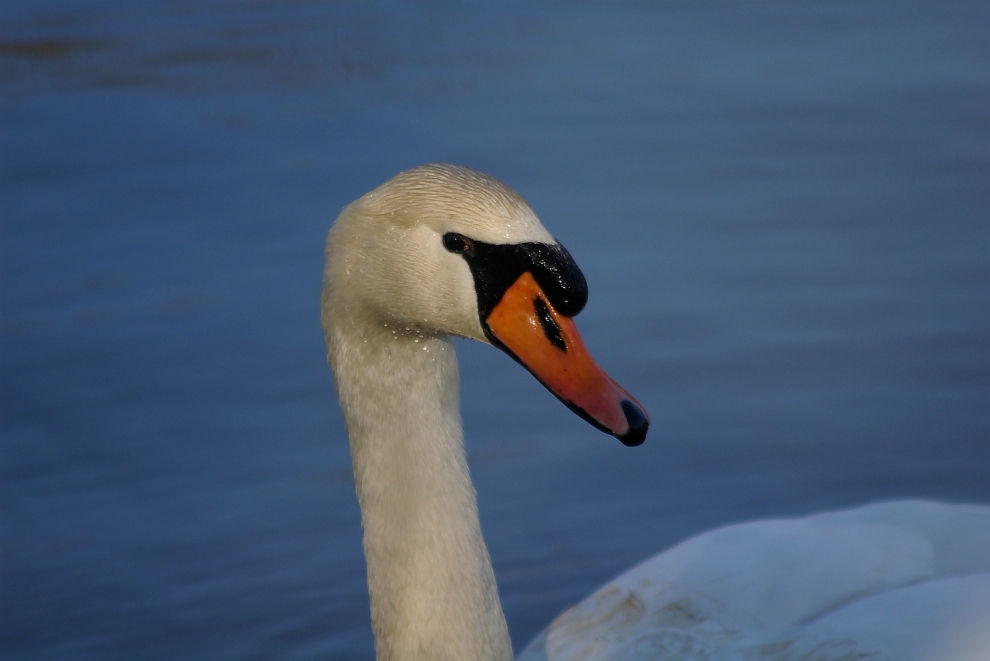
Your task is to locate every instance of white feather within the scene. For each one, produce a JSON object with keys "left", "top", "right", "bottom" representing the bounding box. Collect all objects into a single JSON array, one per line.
[{"left": 322, "top": 165, "right": 990, "bottom": 661}]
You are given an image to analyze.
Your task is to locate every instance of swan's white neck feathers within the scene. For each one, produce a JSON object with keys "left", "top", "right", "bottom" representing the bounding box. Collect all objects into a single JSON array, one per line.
[
  {"left": 326, "top": 318, "right": 512, "bottom": 661},
  {"left": 322, "top": 165, "right": 526, "bottom": 661}
]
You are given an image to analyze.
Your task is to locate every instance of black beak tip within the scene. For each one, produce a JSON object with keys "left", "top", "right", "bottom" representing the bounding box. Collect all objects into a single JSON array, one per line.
[{"left": 617, "top": 400, "right": 649, "bottom": 447}]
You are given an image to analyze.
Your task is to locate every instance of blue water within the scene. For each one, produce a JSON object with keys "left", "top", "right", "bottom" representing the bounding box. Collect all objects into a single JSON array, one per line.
[{"left": 2, "top": 2, "right": 988, "bottom": 659}]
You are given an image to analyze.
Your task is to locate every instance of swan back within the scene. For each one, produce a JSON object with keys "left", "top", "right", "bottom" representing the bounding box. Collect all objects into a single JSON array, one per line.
[{"left": 519, "top": 500, "right": 990, "bottom": 661}]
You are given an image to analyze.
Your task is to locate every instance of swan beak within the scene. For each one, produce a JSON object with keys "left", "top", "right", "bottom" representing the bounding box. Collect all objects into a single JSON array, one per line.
[{"left": 484, "top": 272, "right": 649, "bottom": 446}]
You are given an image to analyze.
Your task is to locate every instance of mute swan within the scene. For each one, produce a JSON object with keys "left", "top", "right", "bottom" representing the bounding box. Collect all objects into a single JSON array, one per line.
[{"left": 320, "top": 164, "right": 990, "bottom": 661}]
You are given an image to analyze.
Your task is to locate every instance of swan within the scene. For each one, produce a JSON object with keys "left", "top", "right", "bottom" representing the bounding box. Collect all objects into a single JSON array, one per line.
[{"left": 320, "top": 164, "right": 990, "bottom": 661}]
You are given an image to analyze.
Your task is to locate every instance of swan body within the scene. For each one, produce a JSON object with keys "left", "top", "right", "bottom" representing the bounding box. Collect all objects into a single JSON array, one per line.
[
  {"left": 518, "top": 500, "right": 990, "bottom": 661},
  {"left": 321, "top": 164, "right": 990, "bottom": 661}
]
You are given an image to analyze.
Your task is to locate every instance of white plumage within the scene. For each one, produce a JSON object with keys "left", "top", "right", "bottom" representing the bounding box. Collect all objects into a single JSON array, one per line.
[
  {"left": 322, "top": 165, "right": 990, "bottom": 661},
  {"left": 519, "top": 501, "right": 990, "bottom": 661}
]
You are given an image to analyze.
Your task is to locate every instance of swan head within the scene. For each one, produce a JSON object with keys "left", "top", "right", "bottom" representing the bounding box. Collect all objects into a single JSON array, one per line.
[{"left": 323, "top": 164, "right": 648, "bottom": 446}]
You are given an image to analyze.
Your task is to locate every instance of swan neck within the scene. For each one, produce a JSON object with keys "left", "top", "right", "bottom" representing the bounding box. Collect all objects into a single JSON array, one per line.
[{"left": 328, "top": 323, "right": 512, "bottom": 661}]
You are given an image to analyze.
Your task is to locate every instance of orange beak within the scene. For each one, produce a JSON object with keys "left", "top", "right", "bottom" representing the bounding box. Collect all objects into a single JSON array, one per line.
[{"left": 484, "top": 272, "right": 649, "bottom": 446}]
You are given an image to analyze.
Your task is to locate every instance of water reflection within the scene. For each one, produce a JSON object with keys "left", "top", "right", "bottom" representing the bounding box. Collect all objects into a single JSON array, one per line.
[{"left": 1, "top": 1, "right": 532, "bottom": 100}]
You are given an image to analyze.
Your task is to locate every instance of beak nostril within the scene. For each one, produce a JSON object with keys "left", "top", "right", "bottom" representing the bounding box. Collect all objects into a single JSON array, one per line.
[{"left": 533, "top": 297, "right": 566, "bottom": 351}]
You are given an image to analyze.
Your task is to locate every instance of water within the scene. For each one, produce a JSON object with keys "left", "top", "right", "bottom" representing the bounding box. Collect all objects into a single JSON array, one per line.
[{"left": 2, "top": 2, "right": 988, "bottom": 659}]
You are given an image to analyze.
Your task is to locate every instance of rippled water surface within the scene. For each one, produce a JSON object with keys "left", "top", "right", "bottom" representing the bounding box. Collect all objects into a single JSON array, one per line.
[{"left": 2, "top": 2, "right": 989, "bottom": 659}]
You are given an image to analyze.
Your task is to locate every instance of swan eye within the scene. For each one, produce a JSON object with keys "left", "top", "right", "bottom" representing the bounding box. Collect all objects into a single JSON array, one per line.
[{"left": 442, "top": 233, "right": 471, "bottom": 253}]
